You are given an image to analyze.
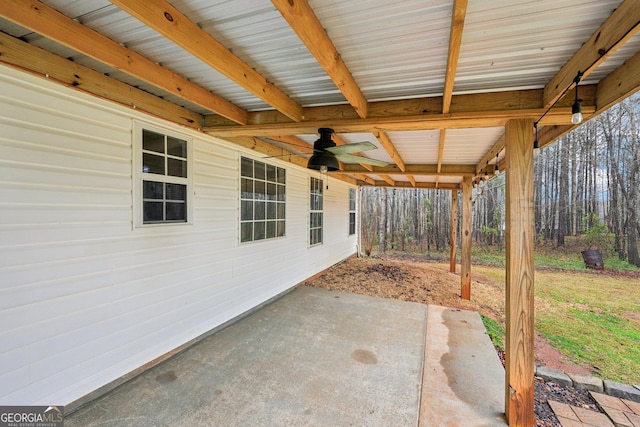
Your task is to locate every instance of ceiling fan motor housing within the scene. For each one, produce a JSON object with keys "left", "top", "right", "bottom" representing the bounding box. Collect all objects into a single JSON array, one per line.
[
  {"left": 315, "top": 128, "right": 337, "bottom": 150},
  {"left": 308, "top": 128, "right": 340, "bottom": 171}
]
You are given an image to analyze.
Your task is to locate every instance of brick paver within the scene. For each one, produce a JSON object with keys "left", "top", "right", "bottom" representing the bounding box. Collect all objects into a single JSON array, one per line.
[
  {"left": 549, "top": 400, "right": 614, "bottom": 427},
  {"left": 589, "top": 391, "right": 640, "bottom": 427}
]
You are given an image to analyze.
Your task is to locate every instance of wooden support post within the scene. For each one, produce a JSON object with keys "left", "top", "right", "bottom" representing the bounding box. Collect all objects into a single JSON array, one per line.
[
  {"left": 460, "top": 177, "right": 472, "bottom": 300},
  {"left": 504, "top": 119, "right": 535, "bottom": 426},
  {"left": 449, "top": 190, "right": 459, "bottom": 273}
]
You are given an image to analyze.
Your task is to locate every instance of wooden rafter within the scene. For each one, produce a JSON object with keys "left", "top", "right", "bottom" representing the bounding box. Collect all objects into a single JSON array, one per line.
[
  {"left": 0, "top": 32, "right": 202, "bottom": 128},
  {"left": 110, "top": 0, "right": 302, "bottom": 122},
  {"left": 0, "top": 0, "right": 247, "bottom": 124},
  {"left": 542, "top": 0, "right": 640, "bottom": 108},
  {"left": 437, "top": 0, "right": 467, "bottom": 189},
  {"left": 408, "top": 175, "right": 417, "bottom": 188},
  {"left": 221, "top": 136, "right": 357, "bottom": 186},
  {"left": 353, "top": 174, "right": 375, "bottom": 185},
  {"left": 442, "top": 0, "right": 468, "bottom": 114},
  {"left": 538, "top": 49, "right": 640, "bottom": 150},
  {"left": 333, "top": 164, "right": 475, "bottom": 176},
  {"left": 272, "top": 0, "right": 367, "bottom": 119},
  {"left": 435, "top": 129, "right": 447, "bottom": 188},
  {"left": 365, "top": 181, "right": 460, "bottom": 190},
  {"left": 379, "top": 174, "right": 395, "bottom": 186},
  {"left": 374, "top": 131, "right": 406, "bottom": 172},
  {"left": 595, "top": 49, "right": 640, "bottom": 113},
  {"left": 476, "top": 134, "right": 506, "bottom": 174}
]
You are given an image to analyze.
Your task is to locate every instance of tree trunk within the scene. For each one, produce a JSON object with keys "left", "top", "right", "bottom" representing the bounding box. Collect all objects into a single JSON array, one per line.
[{"left": 557, "top": 138, "right": 569, "bottom": 246}]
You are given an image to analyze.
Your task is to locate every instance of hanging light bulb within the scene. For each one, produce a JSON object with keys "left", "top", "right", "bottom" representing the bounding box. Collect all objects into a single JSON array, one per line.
[
  {"left": 533, "top": 122, "right": 540, "bottom": 150},
  {"left": 494, "top": 154, "right": 500, "bottom": 176},
  {"left": 571, "top": 73, "right": 583, "bottom": 125},
  {"left": 571, "top": 99, "right": 583, "bottom": 124}
]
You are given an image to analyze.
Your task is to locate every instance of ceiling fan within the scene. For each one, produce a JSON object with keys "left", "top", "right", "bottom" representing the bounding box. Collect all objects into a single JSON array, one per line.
[{"left": 266, "top": 128, "right": 388, "bottom": 172}]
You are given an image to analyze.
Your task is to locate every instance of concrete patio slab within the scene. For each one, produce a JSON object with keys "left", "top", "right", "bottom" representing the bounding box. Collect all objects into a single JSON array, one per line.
[
  {"left": 419, "top": 305, "right": 507, "bottom": 426},
  {"left": 65, "top": 286, "right": 506, "bottom": 426}
]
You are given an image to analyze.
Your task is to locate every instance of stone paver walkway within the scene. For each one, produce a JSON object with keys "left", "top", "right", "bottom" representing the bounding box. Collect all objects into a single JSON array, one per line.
[
  {"left": 549, "top": 392, "right": 640, "bottom": 427},
  {"left": 590, "top": 391, "right": 640, "bottom": 427},
  {"left": 549, "top": 400, "right": 614, "bottom": 426}
]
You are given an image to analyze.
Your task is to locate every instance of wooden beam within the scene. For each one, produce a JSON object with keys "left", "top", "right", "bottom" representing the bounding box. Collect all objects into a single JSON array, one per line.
[
  {"left": 110, "top": 0, "right": 302, "bottom": 122},
  {"left": 0, "top": 0, "right": 247, "bottom": 125},
  {"left": 353, "top": 174, "right": 375, "bottom": 185},
  {"left": 334, "top": 164, "right": 476, "bottom": 176},
  {"left": 476, "top": 134, "right": 506, "bottom": 173},
  {"left": 595, "top": 49, "right": 640, "bottom": 113},
  {"left": 378, "top": 174, "right": 396, "bottom": 186},
  {"left": 407, "top": 175, "right": 417, "bottom": 187},
  {"left": 272, "top": 0, "right": 367, "bottom": 119},
  {"left": 373, "top": 131, "right": 406, "bottom": 172},
  {"left": 366, "top": 181, "right": 459, "bottom": 190},
  {"left": 222, "top": 136, "right": 308, "bottom": 168},
  {"left": 435, "top": 129, "right": 447, "bottom": 187},
  {"left": 0, "top": 32, "right": 202, "bottom": 129},
  {"left": 460, "top": 177, "right": 472, "bottom": 300},
  {"left": 450, "top": 190, "right": 459, "bottom": 273},
  {"left": 538, "top": 50, "right": 640, "bottom": 150},
  {"left": 504, "top": 119, "right": 535, "bottom": 426},
  {"left": 203, "top": 105, "right": 593, "bottom": 136},
  {"left": 269, "top": 134, "right": 314, "bottom": 152},
  {"left": 442, "top": 0, "right": 468, "bottom": 114},
  {"left": 543, "top": 0, "right": 640, "bottom": 108},
  {"left": 203, "top": 86, "right": 597, "bottom": 127},
  {"left": 538, "top": 124, "right": 573, "bottom": 150},
  {"left": 220, "top": 135, "right": 357, "bottom": 185}
]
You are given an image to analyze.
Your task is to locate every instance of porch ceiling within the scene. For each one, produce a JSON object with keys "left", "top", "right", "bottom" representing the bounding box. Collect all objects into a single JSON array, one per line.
[{"left": 0, "top": 0, "right": 639, "bottom": 189}]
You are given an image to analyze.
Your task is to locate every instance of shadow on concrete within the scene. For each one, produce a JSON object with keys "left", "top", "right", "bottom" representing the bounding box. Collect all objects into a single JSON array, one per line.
[{"left": 66, "top": 286, "right": 505, "bottom": 426}]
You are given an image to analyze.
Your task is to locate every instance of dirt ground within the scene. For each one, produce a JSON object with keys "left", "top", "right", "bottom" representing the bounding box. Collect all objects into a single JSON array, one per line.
[{"left": 304, "top": 254, "right": 590, "bottom": 375}]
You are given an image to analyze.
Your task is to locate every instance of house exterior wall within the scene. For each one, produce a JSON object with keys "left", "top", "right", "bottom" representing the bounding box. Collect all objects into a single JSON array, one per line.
[{"left": 0, "top": 65, "right": 357, "bottom": 406}]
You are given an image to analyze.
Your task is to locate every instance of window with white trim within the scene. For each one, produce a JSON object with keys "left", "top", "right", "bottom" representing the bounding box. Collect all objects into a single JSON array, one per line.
[
  {"left": 310, "top": 177, "right": 323, "bottom": 246},
  {"left": 349, "top": 188, "right": 356, "bottom": 235},
  {"left": 240, "top": 157, "right": 286, "bottom": 242},
  {"left": 134, "top": 124, "right": 192, "bottom": 226}
]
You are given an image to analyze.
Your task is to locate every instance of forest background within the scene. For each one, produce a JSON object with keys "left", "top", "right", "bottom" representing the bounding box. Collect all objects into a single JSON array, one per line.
[{"left": 360, "top": 92, "right": 640, "bottom": 270}]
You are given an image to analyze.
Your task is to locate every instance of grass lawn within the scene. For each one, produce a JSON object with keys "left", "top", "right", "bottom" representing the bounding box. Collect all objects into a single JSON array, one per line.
[
  {"left": 470, "top": 263, "right": 640, "bottom": 386},
  {"left": 343, "top": 247, "right": 640, "bottom": 385},
  {"left": 533, "top": 270, "right": 640, "bottom": 385}
]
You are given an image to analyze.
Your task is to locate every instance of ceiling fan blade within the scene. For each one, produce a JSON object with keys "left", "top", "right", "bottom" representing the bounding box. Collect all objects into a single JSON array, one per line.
[
  {"left": 326, "top": 141, "right": 377, "bottom": 154},
  {"left": 335, "top": 153, "right": 389, "bottom": 166}
]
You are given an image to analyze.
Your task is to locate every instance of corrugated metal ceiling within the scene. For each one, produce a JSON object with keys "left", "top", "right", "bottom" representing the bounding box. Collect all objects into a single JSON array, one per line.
[{"left": 0, "top": 0, "right": 638, "bottom": 186}]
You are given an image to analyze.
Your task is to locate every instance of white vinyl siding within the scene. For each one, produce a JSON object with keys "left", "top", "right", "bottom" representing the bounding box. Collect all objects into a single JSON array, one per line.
[{"left": 0, "top": 64, "right": 356, "bottom": 406}]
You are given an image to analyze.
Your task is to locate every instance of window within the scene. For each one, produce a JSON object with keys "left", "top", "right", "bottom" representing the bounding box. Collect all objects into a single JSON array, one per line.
[
  {"left": 135, "top": 124, "right": 192, "bottom": 226},
  {"left": 240, "top": 157, "right": 286, "bottom": 242},
  {"left": 349, "top": 188, "right": 357, "bottom": 235},
  {"left": 310, "top": 177, "right": 323, "bottom": 246}
]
